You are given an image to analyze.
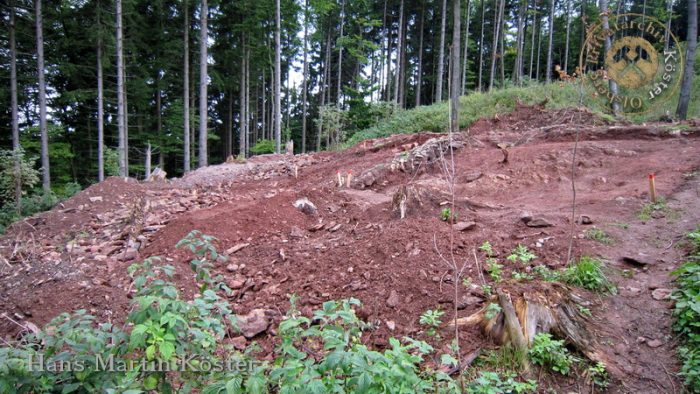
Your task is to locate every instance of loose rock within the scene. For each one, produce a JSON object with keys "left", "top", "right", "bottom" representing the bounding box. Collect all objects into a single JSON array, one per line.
[
  {"left": 235, "top": 309, "right": 270, "bottom": 339},
  {"left": 293, "top": 198, "right": 317, "bottom": 215},
  {"left": 453, "top": 221, "right": 477, "bottom": 232}
]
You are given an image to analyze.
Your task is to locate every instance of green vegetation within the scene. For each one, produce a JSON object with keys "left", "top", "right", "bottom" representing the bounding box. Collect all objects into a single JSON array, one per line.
[
  {"left": 486, "top": 259, "right": 504, "bottom": 282},
  {"left": 485, "top": 303, "right": 503, "bottom": 320},
  {"left": 563, "top": 256, "right": 614, "bottom": 293},
  {"left": 440, "top": 207, "right": 456, "bottom": 222},
  {"left": 419, "top": 309, "right": 444, "bottom": 338},
  {"left": 637, "top": 197, "right": 680, "bottom": 222},
  {"left": 671, "top": 227, "right": 700, "bottom": 392},
  {"left": 346, "top": 82, "right": 612, "bottom": 146},
  {"left": 467, "top": 371, "right": 537, "bottom": 394},
  {"left": 585, "top": 228, "right": 614, "bottom": 245},
  {"left": 585, "top": 362, "right": 610, "bottom": 390},
  {"left": 507, "top": 244, "right": 537, "bottom": 264},
  {"left": 249, "top": 139, "right": 276, "bottom": 155},
  {"left": 1, "top": 231, "right": 541, "bottom": 393},
  {"left": 528, "top": 333, "right": 574, "bottom": 375},
  {"left": 0, "top": 149, "right": 83, "bottom": 234}
]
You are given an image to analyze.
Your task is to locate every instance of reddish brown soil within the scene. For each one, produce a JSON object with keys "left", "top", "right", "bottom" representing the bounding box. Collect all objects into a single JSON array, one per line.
[{"left": 1, "top": 104, "right": 699, "bottom": 392}]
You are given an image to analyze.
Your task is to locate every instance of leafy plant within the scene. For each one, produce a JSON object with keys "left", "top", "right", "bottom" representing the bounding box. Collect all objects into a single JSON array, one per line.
[
  {"left": 671, "top": 227, "right": 700, "bottom": 391},
  {"left": 485, "top": 303, "right": 502, "bottom": 320},
  {"left": 507, "top": 244, "right": 537, "bottom": 264},
  {"left": 250, "top": 139, "right": 275, "bottom": 155},
  {"left": 440, "top": 207, "right": 456, "bottom": 222},
  {"left": 512, "top": 270, "right": 534, "bottom": 281},
  {"left": 419, "top": 309, "right": 445, "bottom": 337},
  {"left": 563, "top": 256, "right": 614, "bottom": 293},
  {"left": 585, "top": 228, "right": 614, "bottom": 245},
  {"left": 528, "top": 333, "right": 574, "bottom": 375},
  {"left": 479, "top": 240, "right": 494, "bottom": 256},
  {"left": 486, "top": 258, "right": 504, "bottom": 282},
  {"left": 467, "top": 371, "right": 537, "bottom": 394},
  {"left": 532, "top": 265, "right": 560, "bottom": 282},
  {"left": 585, "top": 362, "right": 610, "bottom": 389}
]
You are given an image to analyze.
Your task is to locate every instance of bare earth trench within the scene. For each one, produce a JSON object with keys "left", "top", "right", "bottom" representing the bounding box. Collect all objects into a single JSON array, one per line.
[{"left": 1, "top": 105, "right": 699, "bottom": 392}]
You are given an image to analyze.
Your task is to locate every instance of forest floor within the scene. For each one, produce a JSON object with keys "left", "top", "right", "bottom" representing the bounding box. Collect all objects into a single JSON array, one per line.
[{"left": 2, "top": 103, "right": 699, "bottom": 392}]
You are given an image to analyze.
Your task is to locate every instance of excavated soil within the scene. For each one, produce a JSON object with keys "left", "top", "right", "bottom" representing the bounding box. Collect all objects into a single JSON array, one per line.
[{"left": 1, "top": 104, "right": 699, "bottom": 392}]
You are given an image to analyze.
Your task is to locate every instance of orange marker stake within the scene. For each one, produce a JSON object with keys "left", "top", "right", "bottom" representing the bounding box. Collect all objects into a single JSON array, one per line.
[
  {"left": 346, "top": 171, "right": 353, "bottom": 188},
  {"left": 648, "top": 173, "right": 657, "bottom": 203}
]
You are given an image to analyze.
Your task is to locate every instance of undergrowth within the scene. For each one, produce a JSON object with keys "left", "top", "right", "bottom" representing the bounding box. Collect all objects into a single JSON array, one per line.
[
  {"left": 0, "top": 231, "right": 538, "bottom": 393},
  {"left": 671, "top": 227, "right": 700, "bottom": 392}
]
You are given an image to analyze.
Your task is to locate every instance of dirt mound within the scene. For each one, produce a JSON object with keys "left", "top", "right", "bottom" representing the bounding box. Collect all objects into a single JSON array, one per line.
[{"left": 1, "top": 105, "right": 699, "bottom": 392}]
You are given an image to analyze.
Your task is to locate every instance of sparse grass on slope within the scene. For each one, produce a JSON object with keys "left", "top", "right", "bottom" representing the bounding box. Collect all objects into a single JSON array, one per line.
[{"left": 346, "top": 82, "right": 608, "bottom": 146}]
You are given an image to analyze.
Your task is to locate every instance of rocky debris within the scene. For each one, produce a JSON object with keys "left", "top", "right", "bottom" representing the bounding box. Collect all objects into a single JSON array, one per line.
[
  {"left": 385, "top": 320, "right": 396, "bottom": 331},
  {"left": 293, "top": 198, "right": 317, "bottom": 215},
  {"left": 228, "top": 278, "right": 246, "bottom": 290},
  {"left": 457, "top": 172, "right": 483, "bottom": 183},
  {"left": 524, "top": 217, "right": 553, "bottom": 228},
  {"left": 234, "top": 309, "right": 271, "bottom": 339},
  {"left": 226, "top": 263, "right": 239, "bottom": 272},
  {"left": 89, "top": 196, "right": 103, "bottom": 203},
  {"left": 646, "top": 339, "right": 664, "bottom": 348},
  {"left": 578, "top": 215, "right": 593, "bottom": 225},
  {"left": 391, "top": 135, "right": 465, "bottom": 174},
  {"left": 453, "top": 221, "right": 476, "bottom": 232},
  {"left": 289, "top": 226, "right": 305, "bottom": 239},
  {"left": 351, "top": 164, "right": 388, "bottom": 189},
  {"left": 308, "top": 222, "right": 325, "bottom": 232},
  {"left": 651, "top": 288, "right": 672, "bottom": 301},
  {"left": 386, "top": 290, "right": 400, "bottom": 308},
  {"left": 226, "top": 243, "right": 250, "bottom": 255},
  {"left": 231, "top": 336, "right": 247, "bottom": 351}
]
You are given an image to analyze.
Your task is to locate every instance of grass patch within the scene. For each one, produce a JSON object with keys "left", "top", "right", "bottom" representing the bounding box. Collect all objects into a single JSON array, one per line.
[
  {"left": 563, "top": 256, "right": 615, "bottom": 293},
  {"left": 637, "top": 197, "right": 680, "bottom": 222},
  {"left": 585, "top": 228, "right": 614, "bottom": 245},
  {"left": 670, "top": 227, "right": 700, "bottom": 392}
]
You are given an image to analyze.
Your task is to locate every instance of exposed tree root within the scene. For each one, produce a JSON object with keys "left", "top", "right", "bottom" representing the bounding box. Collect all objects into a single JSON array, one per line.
[{"left": 452, "top": 283, "right": 623, "bottom": 377}]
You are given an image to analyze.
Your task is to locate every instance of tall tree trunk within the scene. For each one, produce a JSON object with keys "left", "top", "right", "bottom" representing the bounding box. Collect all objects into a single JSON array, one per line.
[
  {"left": 394, "top": 0, "right": 405, "bottom": 105},
  {"left": 451, "top": 0, "right": 462, "bottom": 133},
  {"left": 246, "top": 47, "right": 251, "bottom": 155},
  {"left": 96, "top": 1, "right": 105, "bottom": 182},
  {"left": 462, "top": 0, "right": 472, "bottom": 94},
  {"left": 317, "top": 31, "right": 330, "bottom": 151},
  {"left": 530, "top": 0, "right": 538, "bottom": 78},
  {"left": 274, "top": 0, "right": 282, "bottom": 152},
  {"left": 10, "top": 0, "right": 21, "bottom": 212},
  {"left": 301, "top": 0, "right": 309, "bottom": 153},
  {"left": 239, "top": 36, "right": 246, "bottom": 157},
  {"left": 599, "top": 0, "right": 620, "bottom": 114},
  {"left": 227, "top": 91, "right": 233, "bottom": 157},
  {"left": 499, "top": 1, "right": 506, "bottom": 86},
  {"left": 546, "top": 0, "right": 555, "bottom": 82},
  {"left": 198, "top": 0, "right": 208, "bottom": 167},
  {"left": 515, "top": 0, "right": 526, "bottom": 85},
  {"left": 664, "top": 0, "right": 673, "bottom": 51},
  {"left": 536, "top": 10, "right": 542, "bottom": 80},
  {"left": 478, "top": 0, "right": 486, "bottom": 91},
  {"left": 337, "top": 0, "right": 346, "bottom": 107},
  {"left": 564, "top": 0, "right": 571, "bottom": 72},
  {"left": 677, "top": 0, "right": 697, "bottom": 119},
  {"left": 37, "top": 0, "right": 50, "bottom": 191},
  {"left": 416, "top": 1, "right": 425, "bottom": 106},
  {"left": 183, "top": 0, "right": 190, "bottom": 172},
  {"left": 380, "top": 0, "right": 388, "bottom": 101},
  {"left": 116, "top": 0, "right": 127, "bottom": 177},
  {"left": 436, "top": 0, "right": 448, "bottom": 102},
  {"left": 489, "top": 0, "right": 504, "bottom": 90}
]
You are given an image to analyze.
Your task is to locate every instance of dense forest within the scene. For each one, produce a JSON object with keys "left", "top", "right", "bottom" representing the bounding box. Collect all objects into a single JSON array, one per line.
[{"left": 0, "top": 0, "right": 696, "bottom": 195}]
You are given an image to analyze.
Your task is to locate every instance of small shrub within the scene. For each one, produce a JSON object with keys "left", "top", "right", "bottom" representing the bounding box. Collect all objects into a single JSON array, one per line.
[
  {"left": 585, "top": 228, "right": 614, "bottom": 245},
  {"left": 507, "top": 244, "right": 537, "bottom": 264},
  {"left": 528, "top": 333, "right": 574, "bottom": 375},
  {"left": 487, "top": 258, "right": 504, "bottom": 282},
  {"left": 533, "top": 265, "right": 560, "bottom": 282},
  {"left": 485, "top": 303, "right": 502, "bottom": 320},
  {"left": 671, "top": 227, "right": 700, "bottom": 391},
  {"left": 440, "top": 207, "right": 456, "bottom": 222},
  {"left": 468, "top": 371, "right": 537, "bottom": 394},
  {"left": 585, "top": 362, "right": 610, "bottom": 389},
  {"left": 419, "top": 309, "right": 444, "bottom": 337},
  {"left": 249, "top": 139, "right": 275, "bottom": 155},
  {"left": 563, "top": 256, "right": 614, "bottom": 292}
]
